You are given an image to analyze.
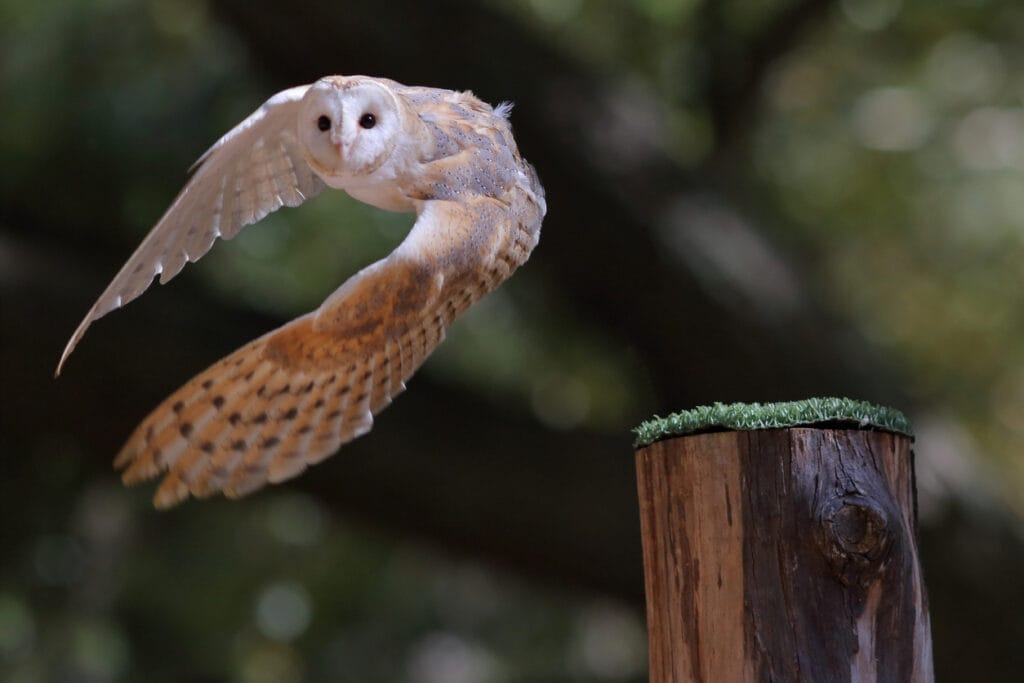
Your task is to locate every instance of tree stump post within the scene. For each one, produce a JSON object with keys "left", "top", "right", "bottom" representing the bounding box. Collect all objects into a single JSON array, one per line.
[{"left": 633, "top": 399, "right": 933, "bottom": 682}]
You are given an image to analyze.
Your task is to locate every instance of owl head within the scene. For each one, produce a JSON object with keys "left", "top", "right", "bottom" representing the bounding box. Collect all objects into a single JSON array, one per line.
[{"left": 299, "top": 76, "right": 412, "bottom": 184}]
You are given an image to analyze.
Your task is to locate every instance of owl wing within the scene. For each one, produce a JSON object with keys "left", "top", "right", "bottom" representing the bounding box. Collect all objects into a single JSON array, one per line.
[
  {"left": 114, "top": 192, "right": 541, "bottom": 508},
  {"left": 57, "top": 85, "right": 322, "bottom": 375}
]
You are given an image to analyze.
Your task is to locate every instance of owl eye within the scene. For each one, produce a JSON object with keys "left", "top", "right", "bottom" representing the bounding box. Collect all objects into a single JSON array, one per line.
[
  {"left": 317, "top": 115, "right": 331, "bottom": 131},
  {"left": 359, "top": 113, "right": 376, "bottom": 129}
]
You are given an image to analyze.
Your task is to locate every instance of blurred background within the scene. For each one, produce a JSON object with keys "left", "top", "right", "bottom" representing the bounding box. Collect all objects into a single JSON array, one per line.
[{"left": 2, "top": 0, "right": 1023, "bottom": 680}]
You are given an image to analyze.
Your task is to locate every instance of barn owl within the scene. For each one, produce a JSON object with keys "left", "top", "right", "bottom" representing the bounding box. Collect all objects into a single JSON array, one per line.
[{"left": 57, "top": 75, "right": 546, "bottom": 508}]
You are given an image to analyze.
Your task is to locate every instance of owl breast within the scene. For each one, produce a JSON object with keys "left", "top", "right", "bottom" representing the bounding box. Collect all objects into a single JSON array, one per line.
[{"left": 342, "top": 180, "right": 417, "bottom": 212}]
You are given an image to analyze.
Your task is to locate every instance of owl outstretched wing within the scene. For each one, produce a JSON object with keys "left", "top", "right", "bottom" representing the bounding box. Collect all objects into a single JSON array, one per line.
[
  {"left": 57, "top": 85, "right": 321, "bottom": 375},
  {"left": 114, "top": 192, "right": 542, "bottom": 508}
]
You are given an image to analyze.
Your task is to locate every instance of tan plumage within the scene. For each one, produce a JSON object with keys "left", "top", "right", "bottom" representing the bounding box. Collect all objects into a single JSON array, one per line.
[{"left": 59, "top": 75, "right": 545, "bottom": 507}]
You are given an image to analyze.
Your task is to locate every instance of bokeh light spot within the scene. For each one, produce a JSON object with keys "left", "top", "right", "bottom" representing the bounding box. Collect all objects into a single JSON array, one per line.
[
  {"left": 407, "top": 632, "right": 497, "bottom": 683},
  {"left": 255, "top": 581, "right": 312, "bottom": 642},
  {"left": 851, "top": 87, "right": 932, "bottom": 151},
  {"left": 840, "top": 0, "right": 902, "bottom": 31}
]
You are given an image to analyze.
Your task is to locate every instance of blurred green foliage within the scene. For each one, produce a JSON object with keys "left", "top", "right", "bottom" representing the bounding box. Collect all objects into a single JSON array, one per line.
[
  {"left": 4, "top": 0, "right": 1024, "bottom": 679},
  {"left": 2, "top": 1, "right": 652, "bottom": 680},
  {"left": 506, "top": 0, "right": 1024, "bottom": 508},
  {"left": 751, "top": 1, "right": 1024, "bottom": 505},
  {"left": 2, "top": 484, "right": 647, "bottom": 682}
]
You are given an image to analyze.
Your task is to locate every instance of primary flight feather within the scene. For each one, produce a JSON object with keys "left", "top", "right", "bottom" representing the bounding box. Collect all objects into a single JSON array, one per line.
[{"left": 58, "top": 75, "right": 546, "bottom": 508}]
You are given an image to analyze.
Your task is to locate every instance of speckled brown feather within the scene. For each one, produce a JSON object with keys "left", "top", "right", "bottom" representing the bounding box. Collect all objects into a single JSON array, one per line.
[{"left": 112, "top": 84, "right": 545, "bottom": 506}]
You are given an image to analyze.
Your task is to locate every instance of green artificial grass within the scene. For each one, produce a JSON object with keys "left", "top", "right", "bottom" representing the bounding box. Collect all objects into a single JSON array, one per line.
[{"left": 633, "top": 397, "right": 912, "bottom": 447}]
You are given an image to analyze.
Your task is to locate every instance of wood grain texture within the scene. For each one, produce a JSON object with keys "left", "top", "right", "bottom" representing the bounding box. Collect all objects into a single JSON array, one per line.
[{"left": 636, "top": 429, "right": 933, "bottom": 683}]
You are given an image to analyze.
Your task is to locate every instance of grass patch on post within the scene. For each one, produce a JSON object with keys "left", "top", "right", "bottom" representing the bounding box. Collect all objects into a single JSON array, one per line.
[{"left": 633, "top": 397, "right": 912, "bottom": 448}]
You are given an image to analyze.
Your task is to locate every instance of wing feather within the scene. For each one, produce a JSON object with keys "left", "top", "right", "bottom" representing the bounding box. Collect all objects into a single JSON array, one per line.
[
  {"left": 57, "top": 85, "right": 322, "bottom": 375},
  {"left": 115, "top": 193, "right": 543, "bottom": 507}
]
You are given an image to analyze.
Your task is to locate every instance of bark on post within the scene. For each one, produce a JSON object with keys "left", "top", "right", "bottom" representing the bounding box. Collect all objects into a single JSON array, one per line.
[{"left": 634, "top": 400, "right": 933, "bottom": 682}]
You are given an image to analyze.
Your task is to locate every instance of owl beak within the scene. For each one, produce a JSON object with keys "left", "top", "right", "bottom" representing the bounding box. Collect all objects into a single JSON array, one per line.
[{"left": 329, "top": 130, "right": 345, "bottom": 159}]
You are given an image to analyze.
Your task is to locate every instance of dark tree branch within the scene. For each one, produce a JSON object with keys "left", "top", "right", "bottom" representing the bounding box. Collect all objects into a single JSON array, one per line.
[{"left": 700, "top": 0, "right": 835, "bottom": 155}]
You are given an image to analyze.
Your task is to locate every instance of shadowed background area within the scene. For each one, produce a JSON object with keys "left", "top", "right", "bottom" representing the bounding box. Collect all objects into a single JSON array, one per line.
[{"left": 2, "top": 0, "right": 1024, "bottom": 681}]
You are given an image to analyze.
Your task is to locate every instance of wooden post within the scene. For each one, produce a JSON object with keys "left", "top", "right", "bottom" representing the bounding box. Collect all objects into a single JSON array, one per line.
[{"left": 634, "top": 401, "right": 933, "bottom": 682}]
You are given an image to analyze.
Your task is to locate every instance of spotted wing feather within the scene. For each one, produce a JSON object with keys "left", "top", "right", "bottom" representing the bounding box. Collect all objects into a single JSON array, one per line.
[{"left": 114, "top": 193, "right": 542, "bottom": 508}]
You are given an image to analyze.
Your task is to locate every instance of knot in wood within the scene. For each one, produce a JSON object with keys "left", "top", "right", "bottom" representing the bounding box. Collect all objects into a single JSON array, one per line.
[{"left": 816, "top": 495, "right": 892, "bottom": 588}]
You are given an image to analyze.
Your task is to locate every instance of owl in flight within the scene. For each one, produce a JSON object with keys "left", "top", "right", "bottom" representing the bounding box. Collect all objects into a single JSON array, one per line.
[{"left": 57, "top": 75, "right": 546, "bottom": 508}]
